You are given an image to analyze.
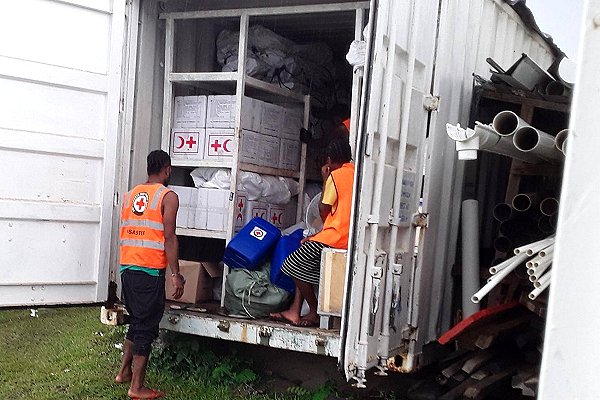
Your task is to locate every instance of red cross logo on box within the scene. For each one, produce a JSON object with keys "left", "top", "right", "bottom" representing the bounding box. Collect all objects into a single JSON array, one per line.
[
  {"left": 207, "top": 134, "right": 234, "bottom": 157},
  {"left": 173, "top": 131, "right": 199, "bottom": 154}
]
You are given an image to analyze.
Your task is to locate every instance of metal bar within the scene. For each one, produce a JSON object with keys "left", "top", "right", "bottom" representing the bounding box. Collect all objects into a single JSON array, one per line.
[
  {"left": 159, "top": 2, "right": 370, "bottom": 20},
  {"left": 0, "top": 281, "right": 97, "bottom": 286},
  {"left": 160, "top": 18, "right": 175, "bottom": 152},
  {"left": 160, "top": 310, "right": 341, "bottom": 357},
  {"left": 175, "top": 228, "right": 228, "bottom": 239},
  {"left": 348, "top": 8, "right": 365, "bottom": 157},
  {"left": 170, "top": 72, "right": 238, "bottom": 82},
  {"left": 357, "top": 0, "right": 399, "bottom": 383},
  {"left": 221, "top": 13, "right": 249, "bottom": 307},
  {"left": 296, "top": 95, "right": 310, "bottom": 223},
  {"left": 171, "top": 159, "right": 233, "bottom": 168}
]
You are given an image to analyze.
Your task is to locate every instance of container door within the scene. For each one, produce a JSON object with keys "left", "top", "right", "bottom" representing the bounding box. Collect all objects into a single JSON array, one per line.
[
  {"left": 341, "top": 0, "right": 440, "bottom": 385},
  {"left": 0, "top": 0, "right": 126, "bottom": 307}
]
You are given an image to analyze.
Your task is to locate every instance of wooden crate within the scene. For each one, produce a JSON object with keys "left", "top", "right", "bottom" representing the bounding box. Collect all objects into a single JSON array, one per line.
[{"left": 318, "top": 248, "right": 348, "bottom": 317}]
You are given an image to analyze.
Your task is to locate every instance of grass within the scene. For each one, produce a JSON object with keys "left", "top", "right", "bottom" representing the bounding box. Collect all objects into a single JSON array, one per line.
[{"left": 0, "top": 307, "right": 293, "bottom": 400}]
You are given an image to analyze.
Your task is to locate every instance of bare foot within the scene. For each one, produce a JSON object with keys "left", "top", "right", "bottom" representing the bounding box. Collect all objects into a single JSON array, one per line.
[
  {"left": 115, "top": 369, "right": 132, "bottom": 384},
  {"left": 298, "top": 312, "right": 320, "bottom": 327},
  {"left": 127, "top": 387, "right": 165, "bottom": 399},
  {"left": 270, "top": 310, "right": 301, "bottom": 325}
]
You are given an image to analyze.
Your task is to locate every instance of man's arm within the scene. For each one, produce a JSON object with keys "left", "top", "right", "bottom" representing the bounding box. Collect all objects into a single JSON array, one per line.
[{"left": 162, "top": 191, "right": 184, "bottom": 299}]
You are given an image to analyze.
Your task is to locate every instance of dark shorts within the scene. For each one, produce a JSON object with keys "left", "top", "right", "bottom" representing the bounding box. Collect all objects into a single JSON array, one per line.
[
  {"left": 121, "top": 269, "right": 165, "bottom": 357},
  {"left": 280, "top": 240, "right": 329, "bottom": 285}
]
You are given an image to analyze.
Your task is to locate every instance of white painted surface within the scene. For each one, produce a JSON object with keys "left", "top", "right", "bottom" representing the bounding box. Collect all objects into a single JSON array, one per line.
[
  {"left": 343, "top": 0, "right": 556, "bottom": 379},
  {"left": 538, "top": 1, "right": 600, "bottom": 398},
  {"left": 0, "top": 0, "right": 126, "bottom": 306}
]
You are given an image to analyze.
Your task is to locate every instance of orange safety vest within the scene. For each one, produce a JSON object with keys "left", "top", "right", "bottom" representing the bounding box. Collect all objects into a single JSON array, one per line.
[
  {"left": 311, "top": 163, "right": 355, "bottom": 249},
  {"left": 119, "top": 183, "right": 172, "bottom": 269}
]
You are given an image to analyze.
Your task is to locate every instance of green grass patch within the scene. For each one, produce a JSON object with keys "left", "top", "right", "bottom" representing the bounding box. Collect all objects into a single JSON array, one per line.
[{"left": 0, "top": 307, "right": 342, "bottom": 400}]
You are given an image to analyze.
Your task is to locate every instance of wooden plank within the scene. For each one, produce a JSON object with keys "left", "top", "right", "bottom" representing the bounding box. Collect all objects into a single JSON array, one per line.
[
  {"left": 480, "top": 89, "right": 571, "bottom": 113},
  {"left": 239, "top": 162, "right": 301, "bottom": 179},
  {"left": 463, "top": 366, "right": 518, "bottom": 399},
  {"left": 161, "top": 18, "right": 175, "bottom": 152}
]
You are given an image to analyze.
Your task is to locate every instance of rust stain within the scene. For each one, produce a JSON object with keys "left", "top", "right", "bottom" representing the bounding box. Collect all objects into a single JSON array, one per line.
[{"left": 241, "top": 324, "right": 248, "bottom": 343}]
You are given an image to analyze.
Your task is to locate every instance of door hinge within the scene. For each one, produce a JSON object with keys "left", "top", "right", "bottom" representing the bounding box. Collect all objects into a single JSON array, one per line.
[
  {"left": 412, "top": 213, "right": 428, "bottom": 228},
  {"left": 401, "top": 325, "right": 417, "bottom": 340},
  {"left": 113, "top": 192, "right": 119, "bottom": 207},
  {"left": 423, "top": 95, "right": 440, "bottom": 112}
]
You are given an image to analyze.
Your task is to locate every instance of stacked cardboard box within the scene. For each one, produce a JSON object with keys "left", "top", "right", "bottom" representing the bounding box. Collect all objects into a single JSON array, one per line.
[
  {"left": 171, "top": 95, "right": 301, "bottom": 171},
  {"left": 170, "top": 185, "right": 230, "bottom": 231}
]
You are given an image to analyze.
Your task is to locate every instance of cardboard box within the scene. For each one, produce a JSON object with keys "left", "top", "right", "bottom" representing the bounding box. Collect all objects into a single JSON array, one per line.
[
  {"left": 166, "top": 260, "right": 223, "bottom": 303},
  {"left": 206, "top": 188, "right": 229, "bottom": 231},
  {"left": 244, "top": 199, "right": 269, "bottom": 224},
  {"left": 260, "top": 102, "right": 284, "bottom": 135},
  {"left": 260, "top": 134, "right": 281, "bottom": 168},
  {"left": 204, "top": 128, "right": 235, "bottom": 160},
  {"left": 207, "top": 95, "right": 263, "bottom": 131},
  {"left": 279, "top": 138, "right": 301, "bottom": 170},
  {"left": 170, "top": 186, "right": 197, "bottom": 228},
  {"left": 234, "top": 191, "right": 248, "bottom": 229},
  {"left": 239, "top": 129, "right": 261, "bottom": 164},
  {"left": 193, "top": 188, "right": 208, "bottom": 229},
  {"left": 240, "top": 97, "right": 262, "bottom": 133},
  {"left": 267, "top": 198, "right": 297, "bottom": 229},
  {"left": 206, "top": 95, "right": 236, "bottom": 128},
  {"left": 282, "top": 107, "right": 304, "bottom": 140},
  {"left": 173, "top": 95, "right": 207, "bottom": 129},
  {"left": 170, "top": 129, "right": 206, "bottom": 162},
  {"left": 317, "top": 249, "right": 348, "bottom": 316}
]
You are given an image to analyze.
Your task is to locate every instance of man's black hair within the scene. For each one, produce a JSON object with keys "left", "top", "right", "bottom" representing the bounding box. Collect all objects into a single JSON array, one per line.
[
  {"left": 147, "top": 150, "right": 171, "bottom": 175},
  {"left": 326, "top": 137, "right": 352, "bottom": 164}
]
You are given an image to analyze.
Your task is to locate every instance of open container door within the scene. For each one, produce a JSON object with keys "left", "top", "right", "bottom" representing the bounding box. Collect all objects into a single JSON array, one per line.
[
  {"left": 0, "top": 0, "right": 127, "bottom": 307},
  {"left": 341, "top": 0, "right": 440, "bottom": 386}
]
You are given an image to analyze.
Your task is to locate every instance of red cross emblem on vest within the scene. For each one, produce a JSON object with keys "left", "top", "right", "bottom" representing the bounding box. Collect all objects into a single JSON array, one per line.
[{"left": 132, "top": 192, "right": 149, "bottom": 215}]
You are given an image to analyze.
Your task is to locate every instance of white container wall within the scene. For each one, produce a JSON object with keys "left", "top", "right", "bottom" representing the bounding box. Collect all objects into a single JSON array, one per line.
[
  {"left": 412, "top": 0, "right": 554, "bottom": 364},
  {"left": 0, "top": 0, "right": 128, "bottom": 306}
]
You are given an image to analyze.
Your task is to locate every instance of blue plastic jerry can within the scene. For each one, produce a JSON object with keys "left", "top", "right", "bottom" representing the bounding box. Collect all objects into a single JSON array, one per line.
[{"left": 223, "top": 217, "right": 281, "bottom": 270}]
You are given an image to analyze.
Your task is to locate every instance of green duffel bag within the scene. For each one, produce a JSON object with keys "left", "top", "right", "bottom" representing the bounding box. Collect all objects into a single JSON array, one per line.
[{"left": 224, "top": 263, "right": 293, "bottom": 319}]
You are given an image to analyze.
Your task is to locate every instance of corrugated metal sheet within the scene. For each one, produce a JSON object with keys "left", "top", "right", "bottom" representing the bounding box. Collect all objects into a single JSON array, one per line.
[{"left": 414, "top": 0, "right": 555, "bottom": 358}]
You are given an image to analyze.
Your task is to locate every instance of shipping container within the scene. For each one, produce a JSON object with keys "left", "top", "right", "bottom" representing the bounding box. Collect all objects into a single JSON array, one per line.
[{"left": 0, "top": 0, "right": 560, "bottom": 386}]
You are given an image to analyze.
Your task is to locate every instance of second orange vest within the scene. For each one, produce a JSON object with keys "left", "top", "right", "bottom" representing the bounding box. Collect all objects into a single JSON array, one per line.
[{"left": 311, "top": 163, "right": 355, "bottom": 249}]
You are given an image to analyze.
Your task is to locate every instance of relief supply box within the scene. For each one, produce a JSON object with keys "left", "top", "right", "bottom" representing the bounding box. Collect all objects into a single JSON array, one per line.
[
  {"left": 171, "top": 129, "right": 206, "bottom": 163},
  {"left": 170, "top": 185, "right": 197, "bottom": 228},
  {"left": 207, "top": 95, "right": 262, "bottom": 131},
  {"left": 166, "top": 260, "right": 223, "bottom": 303},
  {"left": 281, "top": 107, "right": 304, "bottom": 140},
  {"left": 204, "top": 128, "right": 235, "bottom": 160},
  {"left": 279, "top": 138, "right": 301, "bottom": 170},
  {"left": 261, "top": 101, "right": 284, "bottom": 135},
  {"left": 173, "top": 95, "right": 207, "bottom": 129}
]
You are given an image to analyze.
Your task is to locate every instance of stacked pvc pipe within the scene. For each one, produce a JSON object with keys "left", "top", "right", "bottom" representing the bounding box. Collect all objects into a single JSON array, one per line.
[{"left": 473, "top": 236, "right": 555, "bottom": 303}]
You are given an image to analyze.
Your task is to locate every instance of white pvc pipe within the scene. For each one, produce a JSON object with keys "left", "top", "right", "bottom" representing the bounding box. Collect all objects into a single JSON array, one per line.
[
  {"left": 512, "top": 193, "right": 540, "bottom": 212},
  {"left": 540, "top": 197, "right": 560, "bottom": 216},
  {"left": 489, "top": 255, "right": 519, "bottom": 274},
  {"left": 514, "top": 237, "right": 555, "bottom": 256},
  {"left": 492, "top": 111, "right": 529, "bottom": 136},
  {"left": 534, "top": 270, "right": 552, "bottom": 288},
  {"left": 513, "top": 126, "right": 564, "bottom": 164},
  {"left": 472, "top": 252, "right": 530, "bottom": 303},
  {"left": 529, "top": 277, "right": 551, "bottom": 300},
  {"left": 493, "top": 203, "right": 513, "bottom": 222},
  {"left": 555, "top": 129, "right": 568, "bottom": 155},
  {"left": 539, "top": 244, "right": 555, "bottom": 258},
  {"left": 461, "top": 200, "right": 480, "bottom": 317},
  {"left": 538, "top": 216, "right": 555, "bottom": 234},
  {"left": 493, "top": 236, "right": 512, "bottom": 253},
  {"left": 531, "top": 257, "right": 552, "bottom": 280},
  {"left": 475, "top": 124, "right": 543, "bottom": 163}
]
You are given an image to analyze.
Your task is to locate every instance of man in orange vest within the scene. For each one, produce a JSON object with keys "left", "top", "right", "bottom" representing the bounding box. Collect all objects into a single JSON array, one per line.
[
  {"left": 115, "top": 150, "right": 184, "bottom": 400},
  {"left": 273, "top": 138, "right": 355, "bottom": 327}
]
